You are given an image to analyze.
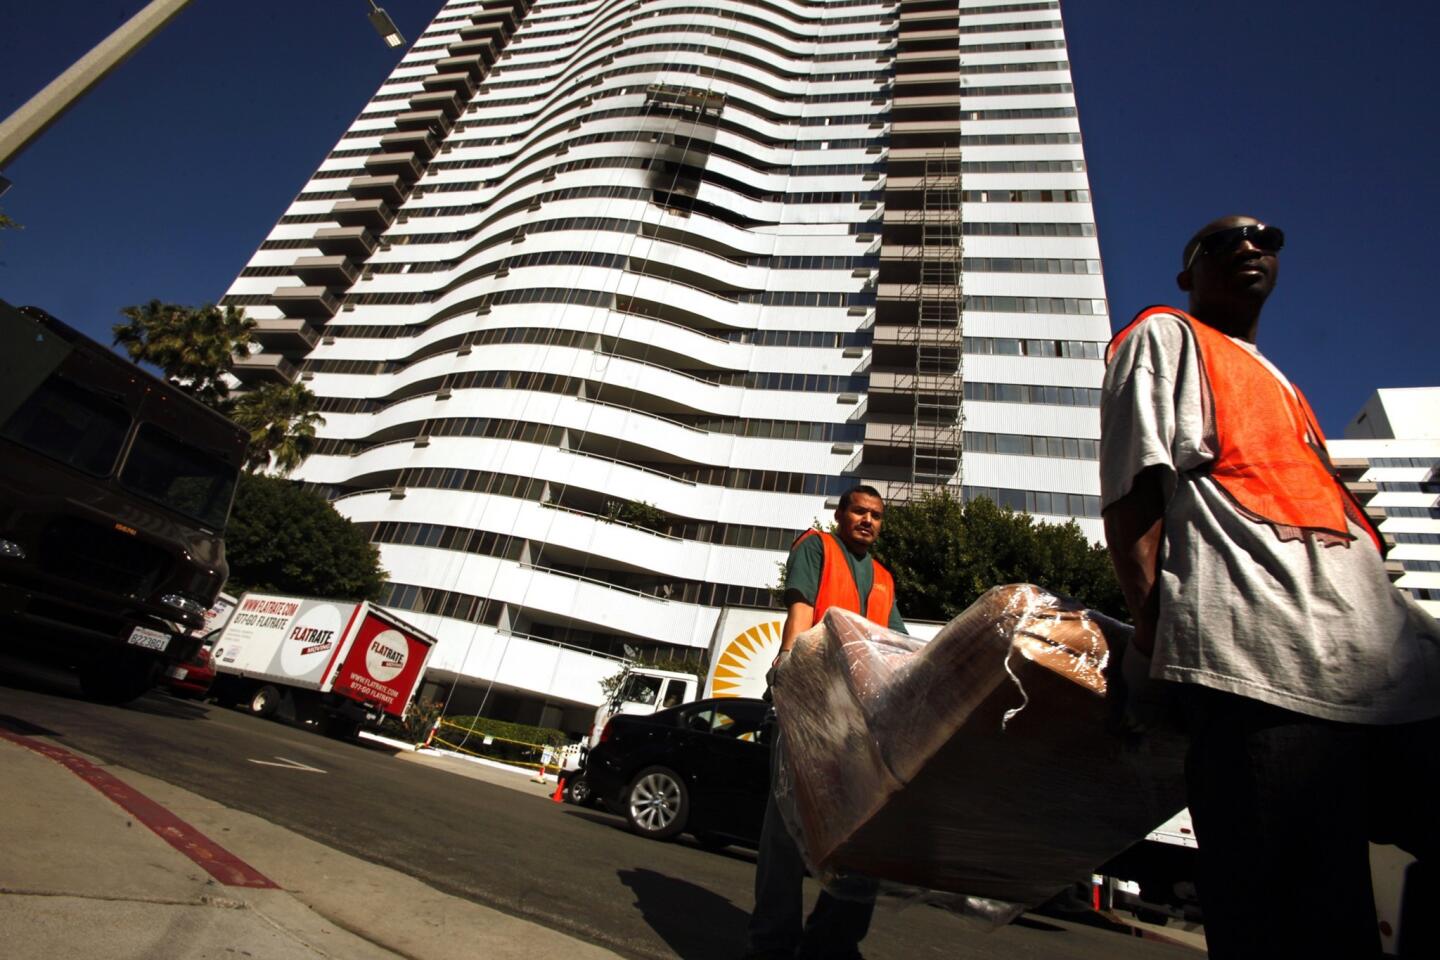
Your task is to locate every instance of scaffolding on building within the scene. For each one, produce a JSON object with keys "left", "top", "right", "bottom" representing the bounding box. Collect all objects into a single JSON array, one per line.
[{"left": 892, "top": 150, "right": 964, "bottom": 502}]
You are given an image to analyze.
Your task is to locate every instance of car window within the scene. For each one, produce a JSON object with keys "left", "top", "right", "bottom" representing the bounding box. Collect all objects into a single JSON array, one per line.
[
  {"left": 681, "top": 707, "right": 714, "bottom": 733},
  {"left": 711, "top": 705, "right": 766, "bottom": 743}
]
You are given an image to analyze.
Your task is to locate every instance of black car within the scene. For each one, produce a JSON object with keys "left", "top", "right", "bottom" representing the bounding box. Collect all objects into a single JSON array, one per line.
[{"left": 585, "top": 697, "right": 772, "bottom": 847}]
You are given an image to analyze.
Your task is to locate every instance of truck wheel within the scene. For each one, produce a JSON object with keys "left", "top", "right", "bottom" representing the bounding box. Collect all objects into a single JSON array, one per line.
[
  {"left": 564, "top": 774, "right": 595, "bottom": 807},
  {"left": 624, "top": 766, "right": 689, "bottom": 840},
  {"left": 78, "top": 657, "right": 158, "bottom": 705},
  {"left": 248, "top": 685, "right": 281, "bottom": 718}
]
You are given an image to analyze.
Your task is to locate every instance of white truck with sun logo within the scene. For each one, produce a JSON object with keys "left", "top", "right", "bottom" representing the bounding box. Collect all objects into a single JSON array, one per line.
[{"left": 209, "top": 592, "right": 437, "bottom": 739}]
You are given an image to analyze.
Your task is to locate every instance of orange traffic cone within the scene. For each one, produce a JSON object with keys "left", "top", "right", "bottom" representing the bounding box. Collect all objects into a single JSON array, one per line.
[
  {"left": 530, "top": 763, "right": 548, "bottom": 783},
  {"left": 551, "top": 777, "right": 567, "bottom": 803}
]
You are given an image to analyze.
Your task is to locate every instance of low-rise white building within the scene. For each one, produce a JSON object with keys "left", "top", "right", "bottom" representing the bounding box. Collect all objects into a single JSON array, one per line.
[{"left": 1330, "top": 388, "right": 1440, "bottom": 620}]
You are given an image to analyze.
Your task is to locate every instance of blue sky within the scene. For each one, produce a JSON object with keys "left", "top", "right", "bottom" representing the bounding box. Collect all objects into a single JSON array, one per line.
[{"left": 1, "top": 1, "right": 1436, "bottom": 434}]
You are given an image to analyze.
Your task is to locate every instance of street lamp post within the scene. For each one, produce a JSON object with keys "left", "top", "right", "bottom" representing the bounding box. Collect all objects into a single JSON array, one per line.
[{"left": 0, "top": 0, "right": 409, "bottom": 188}]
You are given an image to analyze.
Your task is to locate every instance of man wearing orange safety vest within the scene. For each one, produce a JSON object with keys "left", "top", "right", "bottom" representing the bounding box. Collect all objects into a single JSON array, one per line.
[
  {"left": 744, "top": 484, "right": 905, "bottom": 960},
  {"left": 1101, "top": 216, "right": 1440, "bottom": 959}
]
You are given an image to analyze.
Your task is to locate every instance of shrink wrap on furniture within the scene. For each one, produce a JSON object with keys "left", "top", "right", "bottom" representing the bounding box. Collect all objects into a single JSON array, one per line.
[{"left": 769, "top": 584, "right": 1186, "bottom": 907}]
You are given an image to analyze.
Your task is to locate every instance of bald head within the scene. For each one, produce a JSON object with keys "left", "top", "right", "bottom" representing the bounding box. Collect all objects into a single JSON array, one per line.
[{"left": 1176, "top": 214, "right": 1281, "bottom": 341}]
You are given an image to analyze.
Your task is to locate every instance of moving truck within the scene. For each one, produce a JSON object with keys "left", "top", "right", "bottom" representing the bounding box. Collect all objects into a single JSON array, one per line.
[{"left": 210, "top": 592, "right": 436, "bottom": 738}]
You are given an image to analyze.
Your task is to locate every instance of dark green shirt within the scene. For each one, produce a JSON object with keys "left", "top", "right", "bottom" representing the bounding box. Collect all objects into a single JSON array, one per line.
[{"left": 783, "top": 533, "right": 908, "bottom": 634}]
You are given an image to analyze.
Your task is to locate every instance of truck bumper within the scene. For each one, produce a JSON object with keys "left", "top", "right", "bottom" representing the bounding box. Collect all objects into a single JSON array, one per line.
[{"left": 0, "top": 582, "right": 197, "bottom": 664}]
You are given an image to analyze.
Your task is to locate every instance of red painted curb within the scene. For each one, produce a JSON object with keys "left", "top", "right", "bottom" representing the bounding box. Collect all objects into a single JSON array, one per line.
[{"left": 0, "top": 727, "right": 278, "bottom": 889}]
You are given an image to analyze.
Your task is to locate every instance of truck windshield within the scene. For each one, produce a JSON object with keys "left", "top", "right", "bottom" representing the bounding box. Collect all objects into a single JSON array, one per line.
[
  {"left": 618, "top": 674, "right": 662, "bottom": 705},
  {"left": 119, "top": 423, "right": 237, "bottom": 531},
  {"left": 0, "top": 375, "right": 131, "bottom": 476}
]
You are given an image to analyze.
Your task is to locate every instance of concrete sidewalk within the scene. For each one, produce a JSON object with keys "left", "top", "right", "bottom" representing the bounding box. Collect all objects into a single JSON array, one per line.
[{"left": 0, "top": 730, "right": 623, "bottom": 960}]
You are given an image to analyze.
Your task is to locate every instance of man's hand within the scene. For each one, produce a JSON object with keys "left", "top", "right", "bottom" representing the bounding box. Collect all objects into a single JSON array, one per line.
[
  {"left": 765, "top": 648, "right": 791, "bottom": 692},
  {"left": 1116, "top": 641, "right": 1169, "bottom": 735}
]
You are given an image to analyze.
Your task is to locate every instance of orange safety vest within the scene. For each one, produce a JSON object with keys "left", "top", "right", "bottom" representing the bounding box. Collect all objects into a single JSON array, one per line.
[
  {"left": 792, "top": 529, "right": 897, "bottom": 625},
  {"left": 1108, "top": 306, "right": 1381, "bottom": 550}
]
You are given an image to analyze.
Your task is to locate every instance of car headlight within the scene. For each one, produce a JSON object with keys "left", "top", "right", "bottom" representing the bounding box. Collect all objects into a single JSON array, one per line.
[{"left": 160, "top": 593, "right": 206, "bottom": 616}]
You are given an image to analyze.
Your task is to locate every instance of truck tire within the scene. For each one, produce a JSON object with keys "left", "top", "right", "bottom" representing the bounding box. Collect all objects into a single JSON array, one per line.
[
  {"left": 78, "top": 657, "right": 158, "bottom": 705},
  {"left": 248, "top": 685, "right": 281, "bottom": 718},
  {"left": 624, "top": 766, "right": 689, "bottom": 840},
  {"left": 564, "top": 773, "right": 595, "bottom": 806}
]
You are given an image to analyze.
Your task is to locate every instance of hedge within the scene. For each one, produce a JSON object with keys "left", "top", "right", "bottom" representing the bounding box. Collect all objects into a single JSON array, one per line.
[{"left": 442, "top": 715, "right": 567, "bottom": 748}]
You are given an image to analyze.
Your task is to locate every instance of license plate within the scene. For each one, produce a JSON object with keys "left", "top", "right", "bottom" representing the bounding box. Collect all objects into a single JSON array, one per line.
[
  {"left": 127, "top": 626, "right": 170, "bottom": 652},
  {"left": 166, "top": 666, "right": 188, "bottom": 680}
]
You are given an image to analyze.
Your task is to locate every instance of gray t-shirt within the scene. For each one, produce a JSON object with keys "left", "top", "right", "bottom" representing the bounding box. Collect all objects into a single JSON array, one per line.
[{"left": 1100, "top": 311, "right": 1440, "bottom": 724}]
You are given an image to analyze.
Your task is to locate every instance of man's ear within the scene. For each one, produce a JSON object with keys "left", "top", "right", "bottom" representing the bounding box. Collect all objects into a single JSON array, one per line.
[{"left": 1176, "top": 269, "right": 1192, "bottom": 292}]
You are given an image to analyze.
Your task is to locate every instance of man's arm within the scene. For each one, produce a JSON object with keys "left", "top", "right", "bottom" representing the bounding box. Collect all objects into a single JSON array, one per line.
[
  {"left": 779, "top": 599, "right": 815, "bottom": 654},
  {"left": 1102, "top": 465, "right": 1166, "bottom": 657}
]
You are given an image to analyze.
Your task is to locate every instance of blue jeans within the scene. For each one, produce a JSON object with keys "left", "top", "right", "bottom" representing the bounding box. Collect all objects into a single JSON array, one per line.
[{"left": 746, "top": 735, "right": 876, "bottom": 959}]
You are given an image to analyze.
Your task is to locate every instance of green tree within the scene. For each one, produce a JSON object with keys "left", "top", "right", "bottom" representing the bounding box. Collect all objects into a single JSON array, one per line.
[
  {"left": 230, "top": 381, "right": 325, "bottom": 475},
  {"left": 112, "top": 300, "right": 254, "bottom": 408},
  {"left": 871, "top": 491, "right": 1126, "bottom": 622},
  {"left": 223, "top": 473, "right": 386, "bottom": 601}
]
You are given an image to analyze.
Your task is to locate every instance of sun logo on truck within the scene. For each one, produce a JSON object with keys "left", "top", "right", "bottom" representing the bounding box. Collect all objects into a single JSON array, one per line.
[{"left": 710, "top": 620, "right": 783, "bottom": 698}]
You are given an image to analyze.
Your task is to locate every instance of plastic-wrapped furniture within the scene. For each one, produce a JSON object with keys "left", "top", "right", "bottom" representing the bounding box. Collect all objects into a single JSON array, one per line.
[{"left": 770, "top": 584, "right": 1186, "bottom": 907}]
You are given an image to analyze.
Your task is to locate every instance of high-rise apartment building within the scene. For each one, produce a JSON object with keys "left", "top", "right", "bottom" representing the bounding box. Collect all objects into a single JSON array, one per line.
[
  {"left": 1330, "top": 388, "right": 1440, "bottom": 620},
  {"left": 221, "top": 0, "right": 1110, "bottom": 728}
]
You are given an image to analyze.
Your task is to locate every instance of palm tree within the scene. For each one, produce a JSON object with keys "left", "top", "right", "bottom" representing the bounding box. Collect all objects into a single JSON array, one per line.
[
  {"left": 230, "top": 382, "right": 326, "bottom": 475},
  {"left": 113, "top": 301, "right": 254, "bottom": 408}
]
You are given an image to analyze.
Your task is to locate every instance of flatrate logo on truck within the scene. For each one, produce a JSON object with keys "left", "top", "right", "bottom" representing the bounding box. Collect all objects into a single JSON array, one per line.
[{"left": 365, "top": 629, "right": 409, "bottom": 683}]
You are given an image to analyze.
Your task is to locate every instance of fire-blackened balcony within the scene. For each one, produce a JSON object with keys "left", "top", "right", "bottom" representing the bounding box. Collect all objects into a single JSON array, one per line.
[{"left": 644, "top": 84, "right": 726, "bottom": 123}]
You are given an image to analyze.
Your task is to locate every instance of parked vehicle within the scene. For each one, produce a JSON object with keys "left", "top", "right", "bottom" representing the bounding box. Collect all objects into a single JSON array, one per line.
[
  {"left": 209, "top": 592, "right": 437, "bottom": 738},
  {"left": 0, "top": 301, "right": 247, "bottom": 704},
  {"left": 585, "top": 697, "right": 772, "bottom": 847},
  {"left": 563, "top": 666, "right": 704, "bottom": 805},
  {"left": 162, "top": 593, "right": 239, "bottom": 700},
  {"left": 162, "top": 638, "right": 219, "bottom": 699}
]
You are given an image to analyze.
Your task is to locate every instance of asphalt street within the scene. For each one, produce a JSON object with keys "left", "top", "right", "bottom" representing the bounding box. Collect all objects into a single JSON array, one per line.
[{"left": 0, "top": 662, "right": 1196, "bottom": 960}]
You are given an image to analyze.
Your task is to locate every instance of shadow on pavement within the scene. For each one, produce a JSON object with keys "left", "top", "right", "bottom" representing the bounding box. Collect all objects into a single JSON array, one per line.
[
  {"left": 0, "top": 713, "right": 61, "bottom": 737},
  {"left": 618, "top": 866, "right": 749, "bottom": 960}
]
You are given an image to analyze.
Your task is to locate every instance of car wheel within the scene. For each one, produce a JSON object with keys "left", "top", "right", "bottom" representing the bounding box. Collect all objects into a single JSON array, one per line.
[
  {"left": 78, "top": 656, "right": 157, "bottom": 705},
  {"left": 564, "top": 774, "right": 596, "bottom": 807},
  {"left": 624, "top": 766, "right": 689, "bottom": 840},
  {"left": 248, "top": 685, "right": 281, "bottom": 718}
]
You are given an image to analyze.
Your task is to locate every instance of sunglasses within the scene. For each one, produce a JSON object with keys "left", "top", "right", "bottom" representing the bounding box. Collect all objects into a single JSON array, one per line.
[{"left": 1185, "top": 224, "right": 1285, "bottom": 270}]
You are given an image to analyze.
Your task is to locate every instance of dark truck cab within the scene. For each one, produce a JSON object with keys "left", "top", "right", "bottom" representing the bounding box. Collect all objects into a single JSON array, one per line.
[{"left": 0, "top": 300, "right": 248, "bottom": 703}]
